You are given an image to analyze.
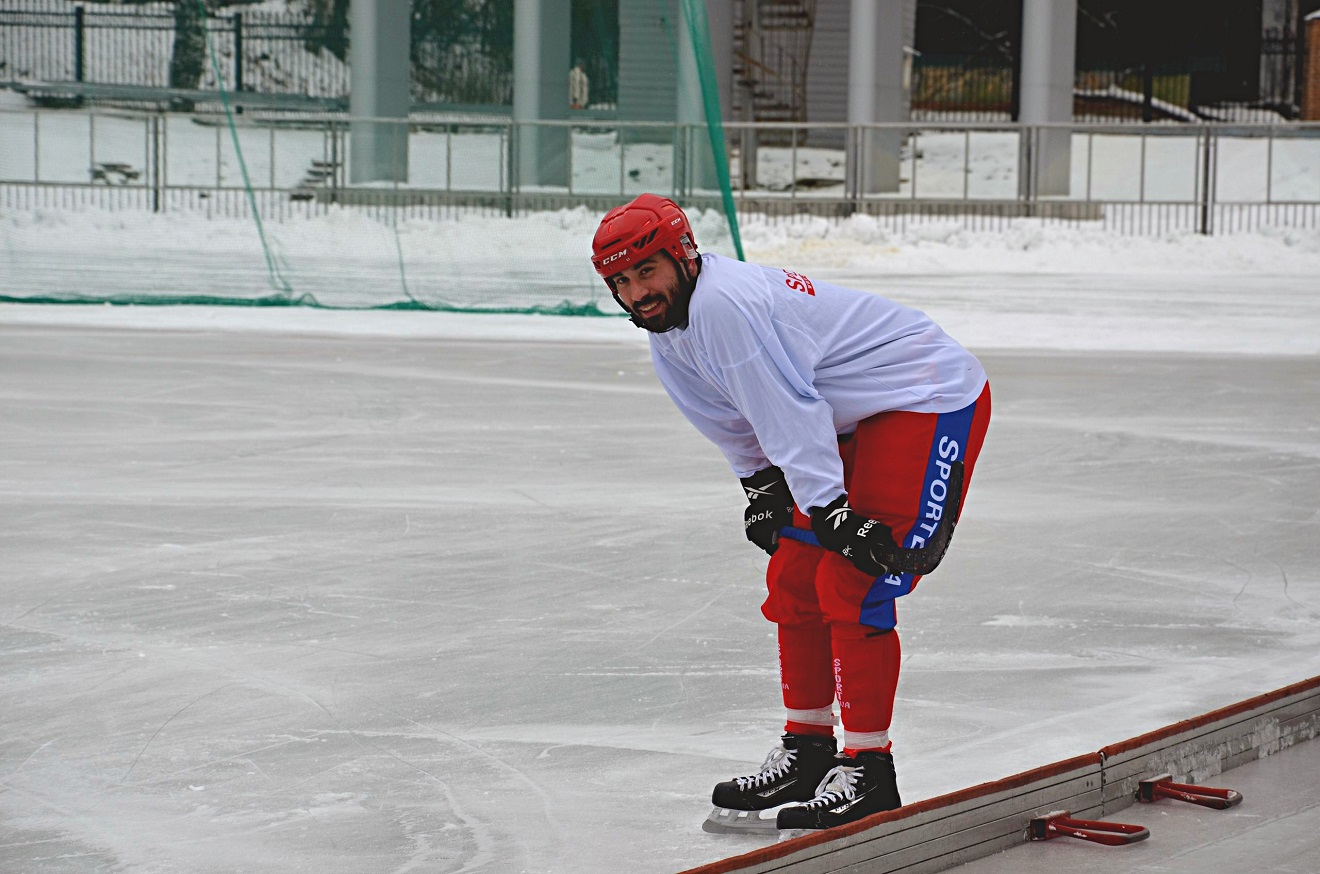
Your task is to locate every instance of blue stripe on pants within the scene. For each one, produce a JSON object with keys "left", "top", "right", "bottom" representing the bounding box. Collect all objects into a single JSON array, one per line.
[{"left": 859, "top": 400, "right": 978, "bottom": 630}]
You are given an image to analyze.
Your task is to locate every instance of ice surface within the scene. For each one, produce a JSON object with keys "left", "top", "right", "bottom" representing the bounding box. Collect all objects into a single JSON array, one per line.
[{"left": 2, "top": 250, "right": 1319, "bottom": 872}]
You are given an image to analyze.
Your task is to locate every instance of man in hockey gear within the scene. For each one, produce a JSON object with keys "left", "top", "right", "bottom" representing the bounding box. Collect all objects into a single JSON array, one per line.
[
  {"left": 776, "top": 751, "right": 901, "bottom": 830},
  {"left": 742, "top": 466, "right": 795, "bottom": 555},
  {"left": 703, "top": 733, "right": 838, "bottom": 834},
  {"left": 593, "top": 194, "right": 992, "bottom": 831}
]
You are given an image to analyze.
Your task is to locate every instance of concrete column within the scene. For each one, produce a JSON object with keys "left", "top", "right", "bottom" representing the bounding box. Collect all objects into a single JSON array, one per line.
[
  {"left": 848, "top": 0, "right": 906, "bottom": 195},
  {"left": 349, "top": 0, "right": 410, "bottom": 184},
  {"left": 706, "top": 0, "right": 734, "bottom": 115},
  {"left": 707, "top": 0, "right": 736, "bottom": 187},
  {"left": 1018, "top": 0, "right": 1076, "bottom": 197},
  {"left": 513, "top": 0, "right": 572, "bottom": 188},
  {"left": 677, "top": 0, "right": 720, "bottom": 191}
]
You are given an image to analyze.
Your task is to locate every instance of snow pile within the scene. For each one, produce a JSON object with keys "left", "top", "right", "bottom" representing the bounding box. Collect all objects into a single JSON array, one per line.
[
  {"left": 4, "top": 204, "right": 1320, "bottom": 356},
  {"left": 740, "top": 213, "right": 1320, "bottom": 276}
]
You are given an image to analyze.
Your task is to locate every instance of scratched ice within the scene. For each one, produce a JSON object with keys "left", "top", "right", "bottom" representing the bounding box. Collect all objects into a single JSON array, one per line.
[{"left": 1, "top": 234, "right": 1319, "bottom": 873}]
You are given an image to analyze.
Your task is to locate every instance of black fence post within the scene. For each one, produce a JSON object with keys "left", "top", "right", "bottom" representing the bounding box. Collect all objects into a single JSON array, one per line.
[
  {"left": 1198, "top": 126, "right": 1215, "bottom": 235},
  {"left": 233, "top": 12, "right": 243, "bottom": 92},
  {"left": 74, "top": 5, "right": 85, "bottom": 82},
  {"left": 151, "top": 113, "right": 163, "bottom": 213}
]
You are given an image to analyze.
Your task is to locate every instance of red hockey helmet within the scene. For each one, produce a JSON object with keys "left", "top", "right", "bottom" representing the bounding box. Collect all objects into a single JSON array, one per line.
[{"left": 591, "top": 193, "right": 699, "bottom": 284}]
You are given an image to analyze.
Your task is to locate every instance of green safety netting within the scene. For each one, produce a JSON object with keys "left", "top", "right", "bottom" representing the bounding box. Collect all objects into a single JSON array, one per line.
[{"left": 0, "top": 0, "right": 743, "bottom": 313}]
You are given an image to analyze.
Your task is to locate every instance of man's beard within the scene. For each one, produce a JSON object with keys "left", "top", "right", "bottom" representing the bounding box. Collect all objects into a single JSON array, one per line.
[{"left": 631, "top": 281, "right": 692, "bottom": 333}]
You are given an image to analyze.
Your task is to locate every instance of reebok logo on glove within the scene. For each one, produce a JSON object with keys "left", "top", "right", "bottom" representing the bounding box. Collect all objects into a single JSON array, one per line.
[
  {"left": 740, "top": 467, "right": 795, "bottom": 556},
  {"left": 826, "top": 501, "right": 882, "bottom": 539},
  {"left": 825, "top": 503, "right": 851, "bottom": 529},
  {"left": 810, "top": 495, "right": 898, "bottom": 578}
]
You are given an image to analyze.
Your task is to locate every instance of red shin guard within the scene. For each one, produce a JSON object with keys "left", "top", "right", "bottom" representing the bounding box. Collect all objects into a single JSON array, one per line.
[
  {"left": 778, "top": 623, "right": 836, "bottom": 736},
  {"left": 831, "top": 627, "right": 901, "bottom": 752}
]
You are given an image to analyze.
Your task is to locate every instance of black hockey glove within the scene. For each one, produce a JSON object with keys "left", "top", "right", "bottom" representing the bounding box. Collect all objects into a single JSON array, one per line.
[
  {"left": 810, "top": 495, "right": 899, "bottom": 578},
  {"left": 741, "top": 466, "right": 795, "bottom": 555}
]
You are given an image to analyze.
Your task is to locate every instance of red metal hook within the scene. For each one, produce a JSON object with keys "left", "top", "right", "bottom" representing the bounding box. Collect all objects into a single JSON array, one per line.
[
  {"left": 1028, "top": 810, "right": 1150, "bottom": 846},
  {"left": 1138, "top": 773, "right": 1243, "bottom": 810}
]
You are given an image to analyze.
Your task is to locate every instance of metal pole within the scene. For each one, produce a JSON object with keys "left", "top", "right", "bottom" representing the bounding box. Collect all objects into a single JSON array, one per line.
[
  {"left": 504, "top": 124, "right": 513, "bottom": 217},
  {"left": 674, "top": 123, "right": 686, "bottom": 199},
  {"left": 1139, "top": 132, "right": 1146, "bottom": 203},
  {"left": 567, "top": 124, "right": 574, "bottom": 196},
  {"left": 790, "top": 125, "right": 798, "bottom": 201},
  {"left": 152, "top": 113, "right": 162, "bottom": 213},
  {"left": 845, "top": 125, "right": 854, "bottom": 200},
  {"left": 393, "top": 120, "right": 401, "bottom": 193},
  {"left": 1017, "top": 126, "right": 1032, "bottom": 202},
  {"left": 331, "top": 122, "right": 340, "bottom": 202},
  {"left": 1199, "top": 126, "right": 1214, "bottom": 235},
  {"left": 962, "top": 129, "right": 970, "bottom": 200},
  {"left": 910, "top": 128, "right": 918, "bottom": 199},
  {"left": 161, "top": 111, "right": 168, "bottom": 191},
  {"left": 233, "top": 13, "right": 244, "bottom": 92},
  {"left": 508, "top": 123, "right": 517, "bottom": 194},
  {"left": 74, "top": 6, "right": 85, "bottom": 83},
  {"left": 33, "top": 111, "right": 39, "bottom": 182},
  {"left": 1085, "top": 131, "right": 1093, "bottom": 201},
  {"left": 1265, "top": 128, "right": 1274, "bottom": 204}
]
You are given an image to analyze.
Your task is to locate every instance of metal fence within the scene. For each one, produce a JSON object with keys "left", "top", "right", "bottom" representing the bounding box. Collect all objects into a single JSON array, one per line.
[
  {"left": 912, "top": 55, "right": 1302, "bottom": 125},
  {"left": 3, "top": 108, "right": 1319, "bottom": 236},
  {"left": 4, "top": 1, "right": 1301, "bottom": 124},
  {"left": 0, "top": 0, "right": 530, "bottom": 105},
  {"left": 0, "top": 0, "right": 351, "bottom": 96}
]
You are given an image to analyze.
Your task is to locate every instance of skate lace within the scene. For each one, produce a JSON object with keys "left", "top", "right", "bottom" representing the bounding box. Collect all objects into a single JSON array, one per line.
[
  {"left": 803, "top": 764, "right": 862, "bottom": 809},
  {"left": 734, "top": 745, "right": 796, "bottom": 790}
]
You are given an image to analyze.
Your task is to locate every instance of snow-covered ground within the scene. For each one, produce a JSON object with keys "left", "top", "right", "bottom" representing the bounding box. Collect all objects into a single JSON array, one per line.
[
  {"left": 3, "top": 101, "right": 1320, "bottom": 320},
  {"left": 5, "top": 202, "right": 1320, "bottom": 352}
]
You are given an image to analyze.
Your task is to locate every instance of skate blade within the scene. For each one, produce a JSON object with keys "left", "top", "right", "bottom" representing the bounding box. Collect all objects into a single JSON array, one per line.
[{"left": 702, "top": 806, "right": 781, "bottom": 835}]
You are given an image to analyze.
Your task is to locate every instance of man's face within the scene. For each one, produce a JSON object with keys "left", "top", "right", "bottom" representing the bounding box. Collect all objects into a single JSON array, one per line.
[{"left": 610, "top": 254, "right": 690, "bottom": 333}]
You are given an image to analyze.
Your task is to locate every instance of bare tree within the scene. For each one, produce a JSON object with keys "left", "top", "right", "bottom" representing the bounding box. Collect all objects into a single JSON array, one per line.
[{"left": 169, "top": 0, "right": 209, "bottom": 107}]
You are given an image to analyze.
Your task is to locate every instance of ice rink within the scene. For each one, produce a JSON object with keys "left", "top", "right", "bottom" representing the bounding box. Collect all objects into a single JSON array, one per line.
[{"left": 2, "top": 263, "right": 1319, "bottom": 872}]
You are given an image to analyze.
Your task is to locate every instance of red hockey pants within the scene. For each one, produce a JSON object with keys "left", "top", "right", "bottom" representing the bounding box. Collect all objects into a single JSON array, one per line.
[{"left": 761, "top": 383, "right": 991, "bottom": 752}]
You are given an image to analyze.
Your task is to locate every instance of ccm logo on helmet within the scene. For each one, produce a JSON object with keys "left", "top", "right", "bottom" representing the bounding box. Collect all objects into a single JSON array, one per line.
[{"left": 601, "top": 250, "right": 627, "bottom": 267}]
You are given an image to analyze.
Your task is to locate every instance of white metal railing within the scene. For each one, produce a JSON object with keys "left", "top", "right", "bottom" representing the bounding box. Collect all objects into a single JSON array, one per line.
[{"left": 3, "top": 107, "right": 1320, "bottom": 232}]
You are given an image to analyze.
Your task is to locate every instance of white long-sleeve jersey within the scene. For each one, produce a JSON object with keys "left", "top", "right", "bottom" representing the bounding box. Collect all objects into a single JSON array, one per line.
[{"left": 648, "top": 253, "right": 987, "bottom": 512}]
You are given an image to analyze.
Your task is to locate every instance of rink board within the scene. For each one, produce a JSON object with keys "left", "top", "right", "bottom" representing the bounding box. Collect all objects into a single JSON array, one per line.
[
  {"left": 680, "top": 674, "right": 1320, "bottom": 874},
  {"left": 1099, "top": 675, "right": 1320, "bottom": 813}
]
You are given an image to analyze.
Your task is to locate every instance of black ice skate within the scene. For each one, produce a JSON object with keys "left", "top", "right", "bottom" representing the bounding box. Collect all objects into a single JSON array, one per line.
[
  {"left": 775, "top": 750, "right": 901, "bottom": 831},
  {"left": 702, "top": 733, "right": 839, "bottom": 834}
]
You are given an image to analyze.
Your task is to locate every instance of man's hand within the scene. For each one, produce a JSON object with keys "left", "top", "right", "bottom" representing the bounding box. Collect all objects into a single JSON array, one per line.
[
  {"left": 810, "top": 495, "right": 898, "bottom": 577},
  {"left": 741, "top": 467, "right": 794, "bottom": 555}
]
